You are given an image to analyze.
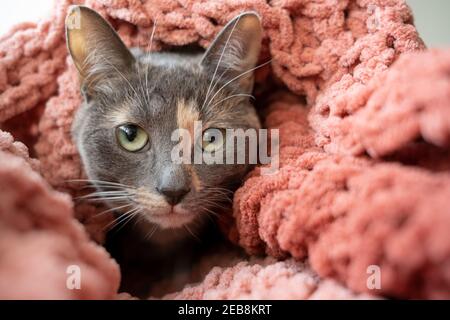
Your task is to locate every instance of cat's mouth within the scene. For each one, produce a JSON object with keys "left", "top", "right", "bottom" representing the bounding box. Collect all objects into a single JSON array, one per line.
[
  {"left": 131, "top": 187, "right": 195, "bottom": 228},
  {"left": 141, "top": 204, "right": 195, "bottom": 229}
]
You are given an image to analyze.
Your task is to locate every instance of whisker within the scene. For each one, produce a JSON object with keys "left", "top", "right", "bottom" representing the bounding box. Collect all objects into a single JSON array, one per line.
[
  {"left": 137, "top": 68, "right": 150, "bottom": 110},
  {"left": 201, "top": 66, "right": 231, "bottom": 112},
  {"left": 81, "top": 196, "right": 134, "bottom": 203},
  {"left": 201, "top": 205, "right": 219, "bottom": 215},
  {"left": 200, "top": 16, "right": 242, "bottom": 112},
  {"left": 148, "top": 19, "right": 157, "bottom": 53},
  {"left": 201, "top": 184, "right": 235, "bottom": 193},
  {"left": 200, "top": 209, "right": 216, "bottom": 223},
  {"left": 76, "top": 191, "right": 130, "bottom": 200},
  {"left": 77, "top": 185, "right": 129, "bottom": 192},
  {"left": 145, "top": 225, "right": 159, "bottom": 240},
  {"left": 198, "top": 200, "right": 230, "bottom": 211},
  {"left": 194, "top": 195, "right": 231, "bottom": 210},
  {"left": 205, "top": 59, "right": 272, "bottom": 109},
  {"left": 94, "top": 203, "right": 134, "bottom": 217},
  {"left": 202, "top": 67, "right": 228, "bottom": 112},
  {"left": 204, "top": 187, "right": 234, "bottom": 195},
  {"left": 99, "top": 56, "right": 141, "bottom": 100},
  {"left": 184, "top": 224, "right": 201, "bottom": 242},
  {"left": 113, "top": 207, "right": 142, "bottom": 233},
  {"left": 202, "top": 190, "right": 234, "bottom": 203},
  {"left": 104, "top": 206, "right": 141, "bottom": 231},
  {"left": 67, "top": 179, "right": 136, "bottom": 189},
  {"left": 137, "top": 20, "right": 157, "bottom": 112},
  {"left": 210, "top": 93, "right": 254, "bottom": 109}
]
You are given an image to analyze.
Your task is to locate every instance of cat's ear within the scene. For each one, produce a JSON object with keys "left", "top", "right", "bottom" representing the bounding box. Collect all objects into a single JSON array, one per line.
[
  {"left": 201, "top": 12, "right": 262, "bottom": 94},
  {"left": 65, "top": 6, "right": 135, "bottom": 95}
]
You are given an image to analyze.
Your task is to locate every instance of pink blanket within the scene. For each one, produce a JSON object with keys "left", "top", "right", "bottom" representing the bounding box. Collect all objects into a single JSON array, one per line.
[{"left": 0, "top": 0, "right": 449, "bottom": 299}]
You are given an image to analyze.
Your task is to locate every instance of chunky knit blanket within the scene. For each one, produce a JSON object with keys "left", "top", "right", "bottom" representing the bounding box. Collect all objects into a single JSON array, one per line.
[{"left": 1, "top": 0, "right": 449, "bottom": 299}]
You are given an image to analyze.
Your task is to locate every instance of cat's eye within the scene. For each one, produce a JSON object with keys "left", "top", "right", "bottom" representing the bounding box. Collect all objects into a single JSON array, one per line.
[
  {"left": 202, "top": 128, "right": 226, "bottom": 153},
  {"left": 116, "top": 124, "right": 149, "bottom": 152}
]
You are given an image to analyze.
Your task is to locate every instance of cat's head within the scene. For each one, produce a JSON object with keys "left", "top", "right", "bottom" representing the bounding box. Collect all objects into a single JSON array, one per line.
[{"left": 66, "top": 6, "right": 263, "bottom": 229}]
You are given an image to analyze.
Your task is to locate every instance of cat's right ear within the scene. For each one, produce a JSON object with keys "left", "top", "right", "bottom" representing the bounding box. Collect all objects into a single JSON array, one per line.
[
  {"left": 65, "top": 6, "right": 135, "bottom": 96},
  {"left": 201, "top": 12, "right": 263, "bottom": 94}
]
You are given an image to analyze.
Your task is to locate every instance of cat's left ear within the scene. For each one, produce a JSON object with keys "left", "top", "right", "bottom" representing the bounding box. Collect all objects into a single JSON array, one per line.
[{"left": 201, "top": 12, "right": 263, "bottom": 94}]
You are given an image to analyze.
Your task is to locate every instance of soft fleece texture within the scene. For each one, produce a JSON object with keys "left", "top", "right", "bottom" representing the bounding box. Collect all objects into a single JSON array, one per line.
[{"left": 0, "top": 0, "right": 449, "bottom": 299}]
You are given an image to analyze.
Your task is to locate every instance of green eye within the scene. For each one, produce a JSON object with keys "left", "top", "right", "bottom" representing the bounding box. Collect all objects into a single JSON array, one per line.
[
  {"left": 116, "top": 124, "right": 149, "bottom": 152},
  {"left": 202, "top": 128, "right": 225, "bottom": 153}
]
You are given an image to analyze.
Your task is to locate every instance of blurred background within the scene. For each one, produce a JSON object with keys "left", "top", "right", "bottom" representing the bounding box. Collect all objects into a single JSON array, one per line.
[
  {"left": 0, "top": 0, "right": 449, "bottom": 47},
  {"left": 407, "top": 0, "right": 450, "bottom": 47}
]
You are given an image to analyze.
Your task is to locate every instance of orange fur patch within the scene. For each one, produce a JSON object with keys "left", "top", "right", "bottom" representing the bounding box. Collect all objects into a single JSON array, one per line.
[
  {"left": 177, "top": 99, "right": 199, "bottom": 135},
  {"left": 186, "top": 165, "right": 202, "bottom": 192}
]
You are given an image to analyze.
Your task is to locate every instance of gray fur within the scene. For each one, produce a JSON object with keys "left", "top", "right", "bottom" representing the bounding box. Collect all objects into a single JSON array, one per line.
[{"left": 69, "top": 7, "right": 262, "bottom": 241}]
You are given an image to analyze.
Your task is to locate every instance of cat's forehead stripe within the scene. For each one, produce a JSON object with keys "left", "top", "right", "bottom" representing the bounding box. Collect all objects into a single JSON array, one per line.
[{"left": 176, "top": 98, "right": 199, "bottom": 133}]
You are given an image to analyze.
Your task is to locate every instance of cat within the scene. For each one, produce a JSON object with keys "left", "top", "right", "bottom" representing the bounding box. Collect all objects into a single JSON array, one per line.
[{"left": 66, "top": 6, "right": 263, "bottom": 296}]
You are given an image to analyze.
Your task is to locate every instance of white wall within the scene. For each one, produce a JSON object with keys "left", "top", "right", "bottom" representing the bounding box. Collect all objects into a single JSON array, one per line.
[
  {"left": 0, "top": 0, "right": 448, "bottom": 47},
  {"left": 0, "top": 0, "right": 54, "bottom": 34},
  {"left": 407, "top": 0, "right": 450, "bottom": 47}
]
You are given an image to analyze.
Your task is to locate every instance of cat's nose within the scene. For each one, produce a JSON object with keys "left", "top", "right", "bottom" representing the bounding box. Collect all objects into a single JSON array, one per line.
[
  {"left": 157, "top": 165, "right": 190, "bottom": 205},
  {"left": 156, "top": 186, "right": 190, "bottom": 205}
]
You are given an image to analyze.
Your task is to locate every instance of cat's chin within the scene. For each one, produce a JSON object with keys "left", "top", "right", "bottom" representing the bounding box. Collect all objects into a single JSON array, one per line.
[{"left": 141, "top": 205, "right": 196, "bottom": 229}]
